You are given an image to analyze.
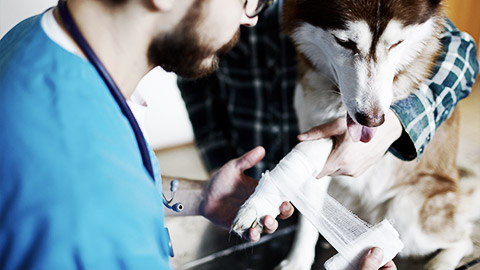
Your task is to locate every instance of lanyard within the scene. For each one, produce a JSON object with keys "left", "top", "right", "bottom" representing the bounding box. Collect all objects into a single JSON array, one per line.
[
  {"left": 57, "top": 0, "right": 183, "bottom": 217},
  {"left": 57, "top": 0, "right": 154, "bottom": 179}
]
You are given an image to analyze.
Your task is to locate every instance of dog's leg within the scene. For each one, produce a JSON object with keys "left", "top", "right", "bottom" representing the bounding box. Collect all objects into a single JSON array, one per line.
[
  {"left": 424, "top": 237, "right": 473, "bottom": 270},
  {"left": 275, "top": 175, "right": 331, "bottom": 270},
  {"left": 231, "top": 170, "right": 287, "bottom": 236},
  {"left": 423, "top": 171, "right": 479, "bottom": 270},
  {"left": 275, "top": 214, "right": 319, "bottom": 270},
  {"left": 232, "top": 139, "right": 332, "bottom": 238}
]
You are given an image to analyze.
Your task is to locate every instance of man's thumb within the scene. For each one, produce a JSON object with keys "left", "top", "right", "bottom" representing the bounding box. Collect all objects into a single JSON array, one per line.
[
  {"left": 235, "top": 146, "right": 265, "bottom": 172},
  {"left": 359, "top": 248, "right": 384, "bottom": 270}
]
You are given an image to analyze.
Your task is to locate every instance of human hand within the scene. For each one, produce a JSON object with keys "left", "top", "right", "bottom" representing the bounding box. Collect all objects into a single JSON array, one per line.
[
  {"left": 200, "top": 147, "right": 294, "bottom": 241},
  {"left": 359, "top": 247, "right": 397, "bottom": 270},
  {"left": 298, "top": 110, "right": 402, "bottom": 178}
]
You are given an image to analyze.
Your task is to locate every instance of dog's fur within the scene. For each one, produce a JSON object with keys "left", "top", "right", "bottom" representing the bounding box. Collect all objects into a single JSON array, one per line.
[
  {"left": 233, "top": 0, "right": 479, "bottom": 269},
  {"left": 281, "top": 0, "right": 478, "bottom": 269}
]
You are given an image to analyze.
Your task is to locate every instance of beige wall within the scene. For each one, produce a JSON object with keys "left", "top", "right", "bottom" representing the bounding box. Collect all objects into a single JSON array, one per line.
[
  {"left": 0, "top": 0, "right": 57, "bottom": 38},
  {"left": 444, "top": 0, "right": 480, "bottom": 45}
]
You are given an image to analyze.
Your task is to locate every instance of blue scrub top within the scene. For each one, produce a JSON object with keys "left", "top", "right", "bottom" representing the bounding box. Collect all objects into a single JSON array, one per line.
[{"left": 0, "top": 14, "right": 171, "bottom": 269}]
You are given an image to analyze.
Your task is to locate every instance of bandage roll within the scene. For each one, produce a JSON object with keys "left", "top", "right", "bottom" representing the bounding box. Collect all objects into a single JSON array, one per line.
[
  {"left": 324, "top": 220, "right": 404, "bottom": 269},
  {"left": 264, "top": 148, "right": 404, "bottom": 270}
]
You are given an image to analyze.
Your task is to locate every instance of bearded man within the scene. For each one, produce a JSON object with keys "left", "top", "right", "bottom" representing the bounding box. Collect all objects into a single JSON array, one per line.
[{"left": 0, "top": 0, "right": 294, "bottom": 268}]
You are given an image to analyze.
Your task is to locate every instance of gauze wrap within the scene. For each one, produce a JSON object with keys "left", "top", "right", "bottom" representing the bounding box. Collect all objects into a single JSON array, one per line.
[{"left": 257, "top": 148, "right": 404, "bottom": 270}]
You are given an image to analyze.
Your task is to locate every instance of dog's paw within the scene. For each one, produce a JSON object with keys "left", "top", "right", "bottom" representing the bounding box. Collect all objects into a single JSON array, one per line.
[
  {"left": 231, "top": 204, "right": 263, "bottom": 237},
  {"left": 274, "top": 257, "right": 314, "bottom": 270}
]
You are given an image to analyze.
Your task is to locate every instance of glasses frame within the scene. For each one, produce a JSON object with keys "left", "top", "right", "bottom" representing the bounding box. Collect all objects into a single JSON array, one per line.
[{"left": 245, "top": 0, "right": 274, "bottom": 18}]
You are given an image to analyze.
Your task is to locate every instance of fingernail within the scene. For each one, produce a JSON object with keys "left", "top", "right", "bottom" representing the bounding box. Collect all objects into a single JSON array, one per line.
[
  {"left": 369, "top": 248, "right": 383, "bottom": 261},
  {"left": 265, "top": 217, "right": 273, "bottom": 226},
  {"left": 298, "top": 134, "right": 308, "bottom": 140},
  {"left": 282, "top": 203, "right": 291, "bottom": 212}
]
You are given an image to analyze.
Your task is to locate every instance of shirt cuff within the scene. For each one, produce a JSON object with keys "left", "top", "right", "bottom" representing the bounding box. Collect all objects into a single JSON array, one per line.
[{"left": 389, "top": 98, "right": 434, "bottom": 161}]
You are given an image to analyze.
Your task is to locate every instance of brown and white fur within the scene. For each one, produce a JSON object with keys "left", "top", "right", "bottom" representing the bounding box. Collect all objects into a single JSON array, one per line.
[{"left": 232, "top": 0, "right": 480, "bottom": 269}]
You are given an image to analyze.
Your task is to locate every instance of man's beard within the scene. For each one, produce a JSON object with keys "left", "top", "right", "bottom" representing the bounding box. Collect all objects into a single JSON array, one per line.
[{"left": 147, "top": 1, "right": 240, "bottom": 79}]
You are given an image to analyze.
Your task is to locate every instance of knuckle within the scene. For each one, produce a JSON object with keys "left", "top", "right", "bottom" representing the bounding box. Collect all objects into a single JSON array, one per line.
[{"left": 352, "top": 171, "right": 363, "bottom": 178}]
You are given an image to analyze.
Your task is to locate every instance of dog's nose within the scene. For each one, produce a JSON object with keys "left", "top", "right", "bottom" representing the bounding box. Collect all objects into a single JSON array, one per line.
[{"left": 355, "top": 112, "right": 385, "bottom": 127}]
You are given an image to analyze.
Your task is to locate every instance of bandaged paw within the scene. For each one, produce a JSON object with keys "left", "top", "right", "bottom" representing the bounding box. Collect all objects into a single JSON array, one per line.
[
  {"left": 232, "top": 140, "right": 330, "bottom": 236},
  {"left": 232, "top": 171, "right": 288, "bottom": 236},
  {"left": 232, "top": 139, "right": 404, "bottom": 269}
]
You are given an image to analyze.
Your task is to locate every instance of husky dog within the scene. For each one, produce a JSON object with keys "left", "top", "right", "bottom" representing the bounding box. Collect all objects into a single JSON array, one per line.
[{"left": 232, "top": 0, "right": 479, "bottom": 269}]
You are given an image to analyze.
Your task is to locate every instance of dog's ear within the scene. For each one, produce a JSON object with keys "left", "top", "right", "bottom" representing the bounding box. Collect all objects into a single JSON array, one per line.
[{"left": 429, "top": 0, "right": 443, "bottom": 7}]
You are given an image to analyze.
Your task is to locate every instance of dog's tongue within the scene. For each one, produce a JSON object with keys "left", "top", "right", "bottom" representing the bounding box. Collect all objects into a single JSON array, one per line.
[{"left": 346, "top": 114, "right": 377, "bottom": 143}]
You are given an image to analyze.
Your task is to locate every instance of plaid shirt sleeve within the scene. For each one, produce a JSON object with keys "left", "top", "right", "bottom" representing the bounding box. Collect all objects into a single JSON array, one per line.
[{"left": 390, "top": 19, "right": 479, "bottom": 161}]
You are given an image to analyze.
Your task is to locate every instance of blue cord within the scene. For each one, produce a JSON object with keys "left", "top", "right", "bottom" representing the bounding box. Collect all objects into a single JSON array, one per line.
[{"left": 57, "top": 0, "right": 154, "bottom": 180}]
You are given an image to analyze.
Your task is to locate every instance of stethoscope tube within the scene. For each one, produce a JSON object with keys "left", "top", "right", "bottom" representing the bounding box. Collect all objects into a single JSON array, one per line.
[
  {"left": 57, "top": 0, "right": 154, "bottom": 180},
  {"left": 57, "top": 0, "right": 182, "bottom": 212}
]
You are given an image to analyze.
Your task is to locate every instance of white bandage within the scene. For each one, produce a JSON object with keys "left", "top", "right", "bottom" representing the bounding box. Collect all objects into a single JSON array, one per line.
[{"left": 262, "top": 147, "right": 404, "bottom": 270}]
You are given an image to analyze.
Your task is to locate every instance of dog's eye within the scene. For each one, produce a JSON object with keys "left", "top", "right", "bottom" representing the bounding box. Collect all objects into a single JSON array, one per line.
[
  {"left": 388, "top": 40, "right": 404, "bottom": 50},
  {"left": 333, "top": 36, "right": 359, "bottom": 54}
]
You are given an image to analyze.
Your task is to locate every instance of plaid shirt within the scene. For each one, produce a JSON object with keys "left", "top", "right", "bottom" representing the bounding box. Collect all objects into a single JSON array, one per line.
[
  {"left": 390, "top": 21, "right": 479, "bottom": 160},
  {"left": 178, "top": 1, "right": 479, "bottom": 178}
]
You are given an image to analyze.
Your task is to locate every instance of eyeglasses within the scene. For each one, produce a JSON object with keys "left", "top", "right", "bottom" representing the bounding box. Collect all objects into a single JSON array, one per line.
[{"left": 245, "top": 0, "right": 274, "bottom": 18}]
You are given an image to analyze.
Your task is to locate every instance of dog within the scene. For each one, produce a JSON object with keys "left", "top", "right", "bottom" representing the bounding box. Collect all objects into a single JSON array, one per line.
[{"left": 232, "top": 0, "right": 480, "bottom": 269}]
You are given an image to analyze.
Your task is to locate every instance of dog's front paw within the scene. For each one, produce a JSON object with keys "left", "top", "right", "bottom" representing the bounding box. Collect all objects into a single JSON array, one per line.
[{"left": 231, "top": 203, "right": 263, "bottom": 237}]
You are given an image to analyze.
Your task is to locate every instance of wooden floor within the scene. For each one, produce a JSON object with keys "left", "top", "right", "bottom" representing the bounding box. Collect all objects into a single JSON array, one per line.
[{"left": 157, "top": 80, "right": 480, "bottom": 270}]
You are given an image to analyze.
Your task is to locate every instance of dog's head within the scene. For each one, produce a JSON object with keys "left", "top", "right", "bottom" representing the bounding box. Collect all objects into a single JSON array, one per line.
[{"left": 284, "top": 0, "right": 444, "bottom": 141}]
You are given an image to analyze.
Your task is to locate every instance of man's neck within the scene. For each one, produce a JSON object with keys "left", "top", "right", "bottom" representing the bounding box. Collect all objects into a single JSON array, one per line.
[{"left": 54, "top": 1, "right": 153, "bottom": 98}]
